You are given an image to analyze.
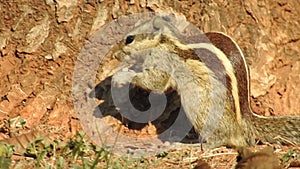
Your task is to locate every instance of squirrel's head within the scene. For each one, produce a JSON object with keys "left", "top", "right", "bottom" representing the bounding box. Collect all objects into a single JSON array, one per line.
[{"left": 113, "top": 16, "right": 186, "bottom": 60}]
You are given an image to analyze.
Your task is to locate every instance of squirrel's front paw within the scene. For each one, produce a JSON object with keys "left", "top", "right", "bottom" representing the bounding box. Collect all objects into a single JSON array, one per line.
[{"left": 112, "top": 68, "right": 137, "bottom": 87}]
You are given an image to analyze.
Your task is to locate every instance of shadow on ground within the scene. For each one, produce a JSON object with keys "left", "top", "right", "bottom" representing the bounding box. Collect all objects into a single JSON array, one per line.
[{"left": 90, "top": 76, "right": 201, "bottom": 144}]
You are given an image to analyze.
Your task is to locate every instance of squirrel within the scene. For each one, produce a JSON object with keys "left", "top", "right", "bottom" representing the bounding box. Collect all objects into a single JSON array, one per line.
[{"left": 111, "top": 16, "right": 300, "bottom": 149}]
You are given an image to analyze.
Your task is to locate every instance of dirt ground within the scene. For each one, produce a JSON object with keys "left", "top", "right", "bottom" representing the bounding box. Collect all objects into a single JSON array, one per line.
[{"left": 0, "top": 0, "right": 300, "bottom": 168}]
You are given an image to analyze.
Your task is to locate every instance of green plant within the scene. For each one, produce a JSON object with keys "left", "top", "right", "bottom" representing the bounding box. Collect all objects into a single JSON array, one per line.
[
  {"left": 24, "top": 136, "right": 49, "bottom": 167},
  {"left": 0, "top": 143, "right": 14, "bottom": 169},
  {"left": 281, "top": 148, "right": 300, "bottom": 163}
]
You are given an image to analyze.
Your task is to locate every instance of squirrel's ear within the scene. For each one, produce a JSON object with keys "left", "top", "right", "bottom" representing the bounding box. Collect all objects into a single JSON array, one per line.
[
  {"left": 152, "top": 16, "right": 169, "bottom": 31},
  {"left": 152, "top": 16, "right": 176, "bottom": 37}
]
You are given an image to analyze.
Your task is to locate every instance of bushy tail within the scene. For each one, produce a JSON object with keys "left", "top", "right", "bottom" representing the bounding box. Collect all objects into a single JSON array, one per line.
[{"left": 247, "top": 114, "right": 300, "bottom": 145}]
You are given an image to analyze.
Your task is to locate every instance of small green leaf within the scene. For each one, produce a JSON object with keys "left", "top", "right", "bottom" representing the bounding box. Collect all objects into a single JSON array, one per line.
[{"left": 0, "top": 156, "right": 11, "bottom": 169}]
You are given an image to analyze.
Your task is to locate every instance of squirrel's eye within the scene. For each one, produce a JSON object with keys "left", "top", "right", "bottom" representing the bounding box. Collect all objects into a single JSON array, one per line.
[{"left": 125, "top": 35, "right": 135, "bottom": 45}]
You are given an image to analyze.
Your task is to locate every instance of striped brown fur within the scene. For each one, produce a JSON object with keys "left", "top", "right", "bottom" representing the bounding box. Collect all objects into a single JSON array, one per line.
[{"left": 112, "top": 16, "right": 300, "bottom": 148}]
